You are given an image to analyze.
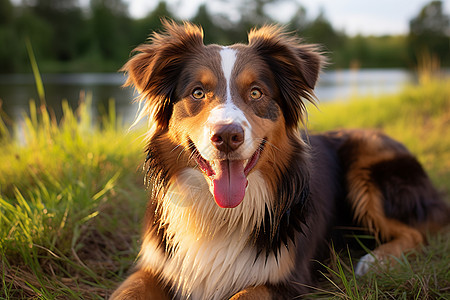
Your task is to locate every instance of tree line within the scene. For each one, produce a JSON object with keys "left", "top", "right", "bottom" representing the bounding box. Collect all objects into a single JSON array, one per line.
[{"left": 0, "top": 0, "right": 448, "bottom": 73}]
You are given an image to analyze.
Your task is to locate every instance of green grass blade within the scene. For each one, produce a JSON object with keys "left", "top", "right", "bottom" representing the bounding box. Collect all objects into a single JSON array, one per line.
[{"left": 25, "top": 37, "right": 46, "bottom": 106}]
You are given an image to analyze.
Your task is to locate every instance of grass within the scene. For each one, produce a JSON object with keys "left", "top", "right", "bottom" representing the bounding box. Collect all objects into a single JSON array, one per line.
[
  {"left": 0, "top": 97, "right": 147, "bottom": 298},
  {"left": 0, "top": 78, "right": 449, "bottom": 299},
  {"left": 303, "top": 230, "right": 450, "bottom": 299}
]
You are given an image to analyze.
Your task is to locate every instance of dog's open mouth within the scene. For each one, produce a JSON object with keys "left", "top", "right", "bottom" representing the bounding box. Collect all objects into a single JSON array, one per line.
[{"left": 191, "top": 140, "right": 266, "bottom": 208}]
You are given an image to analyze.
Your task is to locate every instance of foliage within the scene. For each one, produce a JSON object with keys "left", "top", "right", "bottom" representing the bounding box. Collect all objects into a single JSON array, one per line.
[
  {"left": 32, "top": 0, "right": 85, "bottom": 61},
  {"left": 0, "top": 0, "right": 449, "bottom": 73},
  {"left": 408, "top": 1, "right": 450, "bottom": 66},
  {"left": 90, "top": 0, "right": 132, "bottom": 62},
  {"left": 132, "top": 1, "right": 175, "bottom": 44},
  {"left": 335, "top": 35, "right": 409, "bottom": 69}
]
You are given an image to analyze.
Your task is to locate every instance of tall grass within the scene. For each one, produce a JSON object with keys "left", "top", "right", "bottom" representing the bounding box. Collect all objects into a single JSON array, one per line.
[
  {"left": 24, "top": 38, "right": 45, "bottom": 107},
  {"left": 0, "top": 97, "right": 147, "bottom": 298}
]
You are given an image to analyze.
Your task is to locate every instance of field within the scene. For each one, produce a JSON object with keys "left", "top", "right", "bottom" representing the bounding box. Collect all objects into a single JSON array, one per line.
[{"left": 1, "top": 79, "right": 449, "bottom": 299}]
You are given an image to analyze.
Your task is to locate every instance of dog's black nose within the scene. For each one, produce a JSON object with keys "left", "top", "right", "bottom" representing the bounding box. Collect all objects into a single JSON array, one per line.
[{"left": 210, "top": 123, "right": 244, "bottom": 153}]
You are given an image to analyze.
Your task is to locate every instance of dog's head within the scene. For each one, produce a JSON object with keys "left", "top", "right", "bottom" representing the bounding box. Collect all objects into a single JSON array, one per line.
[{"left": 123, "top": 20, "right": 323, "bottom": 208}]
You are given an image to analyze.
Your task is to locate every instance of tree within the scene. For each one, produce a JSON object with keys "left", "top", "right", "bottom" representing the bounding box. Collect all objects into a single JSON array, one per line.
[
  {"left": 288, "top": 6, "right": 309, "bottom": 32},
  {"left": 192, "top": 4, "right": 234, "bottom": 45},
  {"left": 0, "top": 0, "right": 13, "bottom": 25},
  {"left": 132, "top": 1, "right": 175, "bottom": 45},
  {"left": 302, "top": 10, "right": 344, "bottom": 49},
  {"left": 31, "top": 0, "right": 85, "bottom": 61},
  {"left": 408, "top": 0, "right": 450, "bottom": 66},
  {"left": 0, "top": 0, "right": 18, "bottom": 71},
  {"left": 90, "top": 0, "right": 131, "bottom": 61}
]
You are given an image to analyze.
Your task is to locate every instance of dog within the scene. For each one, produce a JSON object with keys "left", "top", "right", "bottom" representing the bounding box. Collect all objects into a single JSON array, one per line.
[{"left": 111, "top": 21, "right": 449, "bottom": 299}]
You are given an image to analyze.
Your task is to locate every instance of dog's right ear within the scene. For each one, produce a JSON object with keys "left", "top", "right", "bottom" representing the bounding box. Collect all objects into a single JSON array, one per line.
[{"left": 122, "top": 20, "right": 204, "bottom": 130}]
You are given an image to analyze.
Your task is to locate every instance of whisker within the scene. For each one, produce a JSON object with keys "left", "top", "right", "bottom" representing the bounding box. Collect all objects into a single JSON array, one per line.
[
  {"left": 186, "top": 142, "right": 199, "bottom": 164},
  {"left": 175, "top": 143, "right": 196, "bottom": 163},
  {"left": 264, "top": 140, "right": 281, "bottom": 152},
  {"left": 171, "top": 144, "right": 184, "bottom": 153}
]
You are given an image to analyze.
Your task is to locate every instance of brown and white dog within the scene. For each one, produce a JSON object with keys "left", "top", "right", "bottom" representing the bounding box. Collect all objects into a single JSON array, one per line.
[{"left": 111, "top": 21, "right": 448, "bottom": 299}]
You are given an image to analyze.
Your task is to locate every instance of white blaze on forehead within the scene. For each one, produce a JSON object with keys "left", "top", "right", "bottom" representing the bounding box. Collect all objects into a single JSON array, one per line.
[
  {"left": 220, "top": 47, "right": 237, "bottom": 103},
  {"left": 209, "top": 47, "right": 246, "bottom": 126},
  {"left": 196, "top": 47, "right": 257, "bottom": 160}
]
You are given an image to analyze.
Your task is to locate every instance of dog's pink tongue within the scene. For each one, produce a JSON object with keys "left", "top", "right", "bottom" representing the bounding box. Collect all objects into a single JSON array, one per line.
[{"left": 212, "top": 160, "right": 247, "bottom": 208}]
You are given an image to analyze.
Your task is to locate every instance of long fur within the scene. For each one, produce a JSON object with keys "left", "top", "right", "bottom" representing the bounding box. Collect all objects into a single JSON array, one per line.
[{"left": 111, "top": 21, "right": 449, "bottom": 300}]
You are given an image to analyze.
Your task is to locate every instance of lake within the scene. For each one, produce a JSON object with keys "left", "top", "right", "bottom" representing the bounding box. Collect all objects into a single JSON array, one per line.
[{"left": 0, "top": 69, "right": 416, "bottom": 125}]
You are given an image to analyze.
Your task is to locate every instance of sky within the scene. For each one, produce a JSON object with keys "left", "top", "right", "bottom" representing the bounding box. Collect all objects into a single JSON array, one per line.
[{"left": 123, "top": 0, "right": 450, "bottom": 36}]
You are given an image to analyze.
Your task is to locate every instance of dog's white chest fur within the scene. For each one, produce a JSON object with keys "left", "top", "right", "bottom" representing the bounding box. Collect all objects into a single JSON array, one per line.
[{"left": 138, "top": 169, "right": 296, "bottom": 300}]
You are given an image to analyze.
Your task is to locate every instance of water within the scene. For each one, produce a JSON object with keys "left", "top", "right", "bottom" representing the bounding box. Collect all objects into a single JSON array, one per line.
[
  {"left": 0, "top": 73, "right": 137, "bottom": 125},
  {"left": 315, "top": 69, "right": 416, "bottom": 101},
  {"left": 0, "top": 69, "right": 416, "bottom": 125}
]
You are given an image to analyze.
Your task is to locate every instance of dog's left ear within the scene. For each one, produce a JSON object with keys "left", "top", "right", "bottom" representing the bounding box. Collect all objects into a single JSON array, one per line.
[{"left": 248, "top": 26, "right": 325, "bottom": 126}]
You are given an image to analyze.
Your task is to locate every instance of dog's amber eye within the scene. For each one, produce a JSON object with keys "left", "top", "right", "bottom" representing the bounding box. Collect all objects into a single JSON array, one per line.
[
  {"left": 192, "top": 88, "right": 205, "bottom": 100},
  {"left": 250, "top": 88, "right": 262, "bottom": 100}
]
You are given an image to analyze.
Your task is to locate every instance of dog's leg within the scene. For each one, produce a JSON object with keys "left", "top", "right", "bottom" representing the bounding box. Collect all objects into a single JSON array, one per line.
[
  {"left": 229, "top": 286, "right": 273, "bottom": 300},
  {"left": 354, "top": 218, "right": 423, "bottom": 276},
  {"left": 110, "top": 269, "right": 169, "bottom": 300},
  {"left": 335, "top": 130, "right": 450, "bottom": 276},
  {"left": 347, "top": 166, "right": 428, "bottom": 276}
]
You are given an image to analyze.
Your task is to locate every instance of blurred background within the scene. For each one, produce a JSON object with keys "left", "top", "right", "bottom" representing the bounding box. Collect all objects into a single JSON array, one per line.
[{"left": 0, "top": 0, "right": 449, "bottom": 124}]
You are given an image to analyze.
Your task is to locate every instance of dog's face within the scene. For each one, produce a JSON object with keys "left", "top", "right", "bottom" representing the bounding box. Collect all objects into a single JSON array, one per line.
[{"left": 123, "top": 21, "right": 323, "bottom": 208}]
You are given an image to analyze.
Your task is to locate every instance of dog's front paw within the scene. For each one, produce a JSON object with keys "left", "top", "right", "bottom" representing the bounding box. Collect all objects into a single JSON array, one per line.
[
  {"left": 110, "top": 270, "right": 169, "bottom": 300},
  {"left": 355, "top": 253, "right": 378, "bottom": 276},
  {"left": 229, "top": 286, "right": 273, "bottom": 300}
]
